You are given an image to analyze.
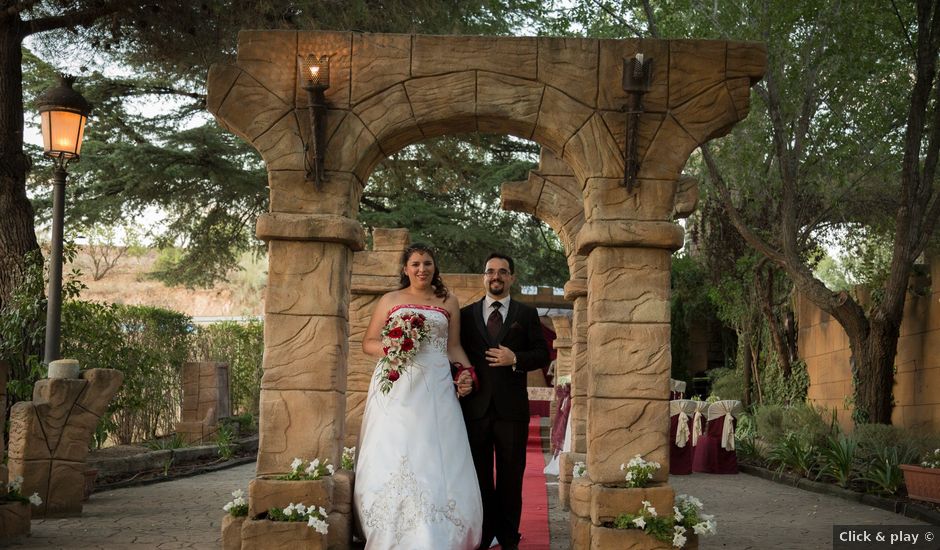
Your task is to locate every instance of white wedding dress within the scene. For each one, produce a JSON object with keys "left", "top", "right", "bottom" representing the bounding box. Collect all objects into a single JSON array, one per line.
[{"left": 354, "top": 304, "right": 483, "bottom": 549}]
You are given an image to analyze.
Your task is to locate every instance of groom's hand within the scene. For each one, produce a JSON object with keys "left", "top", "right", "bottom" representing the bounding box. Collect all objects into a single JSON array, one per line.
[{"left": 486, "top": 345, "right": 517, "bottom": 367}]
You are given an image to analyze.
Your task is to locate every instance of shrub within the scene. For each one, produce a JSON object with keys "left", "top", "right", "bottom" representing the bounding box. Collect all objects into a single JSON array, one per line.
[
  {"left": 190, "top": 320, "right": 263, "bottom": 417},
  {"left": 706, "top": 367, "right": 745, "bottom": 402},
  {"left": 768, "top": 433, "right": 816, "bottom": 478}
]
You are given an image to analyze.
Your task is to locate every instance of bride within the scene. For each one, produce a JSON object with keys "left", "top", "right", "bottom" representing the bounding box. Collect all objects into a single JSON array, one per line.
[{"left": 354, "top": 243, "right": 483, "bottom": 549}]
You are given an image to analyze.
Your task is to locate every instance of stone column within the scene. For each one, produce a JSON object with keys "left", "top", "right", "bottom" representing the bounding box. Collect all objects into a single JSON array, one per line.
[
  {"left": 255, "top": 210, "right": 364, "bottom": 477},
  {"left": 0, "top": 360, "right": 8, "bottom": 495},
  {"left": 559, "top": 279, "right": 587, "bottom": 516}
]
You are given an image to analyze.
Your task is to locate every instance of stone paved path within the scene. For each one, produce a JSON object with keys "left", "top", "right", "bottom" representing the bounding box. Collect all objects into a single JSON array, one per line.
[
  {"left": 7, "top": 463, "right": 256, "bottom": 549},
  {"left": 6, "top": 459, "right": 936, "bottom": 548},
  {"left": 671, "top": 473, "right": 934, "bottom": 549}
]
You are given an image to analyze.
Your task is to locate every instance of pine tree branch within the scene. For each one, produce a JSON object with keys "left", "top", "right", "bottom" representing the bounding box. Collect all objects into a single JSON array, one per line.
[{"left": 24, "top": 4, "right": 121, "bottom": 36}]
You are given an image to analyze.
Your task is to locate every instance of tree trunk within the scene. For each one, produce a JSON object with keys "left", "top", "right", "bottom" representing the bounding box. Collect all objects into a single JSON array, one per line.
[
  {"left": 852, "top": 317, "right": 902, "bottom": 424},
  {"left": 741, "top": 331, "right": 752, "bottom": 407},
  {"left": 0, "top": 13, "right": 40, "bottom": 312},
  {"left": 755, "top": 265, "right": 792, "bottom": 377}
]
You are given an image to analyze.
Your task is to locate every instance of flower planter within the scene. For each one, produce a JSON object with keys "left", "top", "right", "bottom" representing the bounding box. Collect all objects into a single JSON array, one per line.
[
  {"left": 240, "top": 518, "right": 327, "bottom": 550},
  {"left": 247, "top": 476, "right": 334, "bottom": 518},
  {"left": 0, "top": 501, "right": 31, "bottom": 539},
  {"left": 221, "top": 514, "right": 245, "bottom": 550},
  {"left": 590, "top": 525, "right": 699, "bottom": 549},
  {"left": 900, "top": 464, "right": 940, "bottom": 504}
]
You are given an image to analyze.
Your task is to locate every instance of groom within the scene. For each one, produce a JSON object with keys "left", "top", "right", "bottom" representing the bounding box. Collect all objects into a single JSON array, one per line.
[{"left": 460, "top": 252, "right": 549, "bottom": 550}]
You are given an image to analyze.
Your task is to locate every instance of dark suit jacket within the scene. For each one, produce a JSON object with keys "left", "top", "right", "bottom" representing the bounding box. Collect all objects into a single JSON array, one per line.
[{"left": 459, "top": 298, "right": 550, "bottom": 422}]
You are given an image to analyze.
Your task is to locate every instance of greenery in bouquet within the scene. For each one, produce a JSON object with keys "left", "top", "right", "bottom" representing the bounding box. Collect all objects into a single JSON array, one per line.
[
  {"left": 277, "top": 457, "right": 335, "bottom": 481},
  {"left": 2, "top": 476, "right": 42, "bottom": 507},
  {"left": 222, "top": 488, "right": 248, "bottom": 517},
  {"left": 268, "top": 502, "right": 330, "bottom": 534},
  {"left": 377, "top": 312, "right": 430, "bottom": 394},
  {"left": 621, "top": 454, "right": 661, "bottom": 488},
  {"left": 613, "top": 494, "right": 717, "bottom": 548},
  {"left": 921, "top": 448, "right": 940, "bottom": 469}
]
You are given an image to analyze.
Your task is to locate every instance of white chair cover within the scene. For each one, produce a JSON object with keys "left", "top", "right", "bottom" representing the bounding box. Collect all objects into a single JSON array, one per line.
[
  {"left": 670, "top": 379, "right": 687, "bottom": 394},
  {"left": 670, "top": 399, "right": 697, "bottom": 448},
  {"left": 706, "top": 400, "right": 744, "bottom": 451},
  {"left": 691, "top": 400, "right": 709, "bottom": 447}
]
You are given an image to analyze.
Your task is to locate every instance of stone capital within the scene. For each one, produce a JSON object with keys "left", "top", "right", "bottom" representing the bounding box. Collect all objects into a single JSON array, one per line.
[
  {"left": 563, "top": 278, "right": 587, "bottom": 300},
  {"left": 576, "top": 220, "right": 684, "bottom": 254},
  {"left": 256, "top": 213, "right": 366, "bottom": 250}
]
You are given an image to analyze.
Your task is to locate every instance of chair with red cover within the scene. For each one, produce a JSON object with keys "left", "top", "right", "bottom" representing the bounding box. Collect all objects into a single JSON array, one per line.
[
  {"left": 669, "top": 399, "right": 697, "bottom": 475},
  {"left": 692, "top": 399, "right": 743, "bottom": 474}
]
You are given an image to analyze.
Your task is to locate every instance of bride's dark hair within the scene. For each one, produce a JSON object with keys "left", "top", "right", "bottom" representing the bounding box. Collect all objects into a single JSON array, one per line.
[{"left": 399, "top": 242, "right": 449, "bottom": 300}]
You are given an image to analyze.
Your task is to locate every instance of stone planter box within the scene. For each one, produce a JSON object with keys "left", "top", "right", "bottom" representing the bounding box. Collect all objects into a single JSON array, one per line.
[
  {"left": 241, "top": 518, "right": 327, "bottom": 550},
  {"left": 901, "top": 464, "right": 940, "bottom": 504},
  {"left": 590, "top": 525, "right": 698, "bottom": 549},
  {"left": 221, "top": 514, "right": 245, "bottom": 550},
  {"left": 248, "top": 476, "right": 334, "bottom": 518},
  {"left": 0, "top": 501, "right": 31, "bottom": 539}
]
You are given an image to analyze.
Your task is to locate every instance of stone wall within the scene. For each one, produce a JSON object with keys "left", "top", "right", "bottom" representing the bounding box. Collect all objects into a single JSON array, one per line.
[{"left": 800, "top": 257, "right": 940, "bottom": 433}]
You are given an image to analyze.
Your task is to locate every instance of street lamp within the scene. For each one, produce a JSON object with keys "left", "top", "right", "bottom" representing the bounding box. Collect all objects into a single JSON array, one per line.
[{"left": 36, "top": 75, "right": 91, "bottom": 363}]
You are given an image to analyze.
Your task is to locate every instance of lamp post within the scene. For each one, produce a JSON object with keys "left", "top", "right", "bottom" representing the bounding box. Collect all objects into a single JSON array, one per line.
[{"left": 36, "top": 75, "right": 90, "bottom": 363}]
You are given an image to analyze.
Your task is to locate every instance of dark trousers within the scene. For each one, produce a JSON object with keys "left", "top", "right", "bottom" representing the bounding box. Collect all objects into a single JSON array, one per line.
[{"left": 466, "top": 408, "right": 528, "bottom": 549}]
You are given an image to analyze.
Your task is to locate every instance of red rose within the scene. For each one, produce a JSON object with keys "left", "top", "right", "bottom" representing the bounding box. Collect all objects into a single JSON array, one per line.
[
  {"left": 411, "top": 316, "right": 424, "bottom": 328},
  {"left": 387, "top": 369, "right": 400, "bottom": 381},
  {"left": 383, "top": 346, "right": 390, "bottom": 355},
  {"left": 387, "top": 327, "right": 403, "bottom": 339},
  {"left": 401, "top": 338, "right": 414, "bottom": 352}
]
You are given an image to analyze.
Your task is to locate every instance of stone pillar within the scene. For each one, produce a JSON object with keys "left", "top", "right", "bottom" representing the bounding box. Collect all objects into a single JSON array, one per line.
[
  {"left": 176, "top": 361, "right": 231, "bottom": 444},
  {"left": 7, "top": 368, "right": 123, "bottom": 517},
  {"left": 559, "top": 279, "right": 586, "bottom": 513},
  {"left": 573, "top": 210, "right": 683, "bottom": 549},
  {"left": 345, "top": 228, "right": 410, "bottom": 449},
  {"left": 255, "top": 211, "right": 364, "bottom": 477}
]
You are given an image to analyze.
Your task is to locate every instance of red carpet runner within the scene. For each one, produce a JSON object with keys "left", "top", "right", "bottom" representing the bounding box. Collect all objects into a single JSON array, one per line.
[{"left": 494, "top": 415, "right": 551, "bottom": 549}]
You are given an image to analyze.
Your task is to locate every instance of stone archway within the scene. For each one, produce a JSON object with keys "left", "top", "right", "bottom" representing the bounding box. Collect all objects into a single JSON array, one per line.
[{"left": 207, "top": 30, "right": 765, "bottom": 548}]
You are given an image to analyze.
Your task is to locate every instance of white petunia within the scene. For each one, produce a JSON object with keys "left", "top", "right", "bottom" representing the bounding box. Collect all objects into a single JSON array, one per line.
[
  {"left": 693, "top": 522, "right": 709, "bottom": 535},
  {"left": 326, "top": 464, "right": 335, "bottom": 475},
  {"left": 28, "top": 492, "right": 42, "bottom": 507},
  {"left": 672, "top": 532, "right": 686, "bottom": 548},
  {"left": 290, "top": 458, "right": 303, "bottom": 471},
  {"left": 283, "top": 503, "right": 295, "bottom": 516},
  {"left": 307, "top": 515, "right": 329, "bottom": 534},
  {"left": 232, "top": 489, "right": 244, "bottom": 499},
  {"left": 223, "top": 501, "right": 233, "bottom": 512},
  {"left": 632, "top": 516, "right": 646, "bottom": 528},
  {"left": 233, "top": 496, "right": 246, "bottom": 507},
  {"left": 673, "top": 506, "right": 683, "bottom": 522},
  {"left": 295, "top": 503, "right": 307, "bottom": 515}
]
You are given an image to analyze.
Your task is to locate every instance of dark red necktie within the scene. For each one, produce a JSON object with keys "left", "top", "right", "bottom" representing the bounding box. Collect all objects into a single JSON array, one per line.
[{"left": 487, "top": 302, "right": 503, "bottom": 339}]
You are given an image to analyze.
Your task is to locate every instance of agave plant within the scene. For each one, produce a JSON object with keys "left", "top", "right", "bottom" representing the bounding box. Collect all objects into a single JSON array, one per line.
[
  {"left": 768, "top": 433, "right": 816, "bottom": 478},
  {"left": 817, "top": 434, "right": 857, "bottom": 488}
]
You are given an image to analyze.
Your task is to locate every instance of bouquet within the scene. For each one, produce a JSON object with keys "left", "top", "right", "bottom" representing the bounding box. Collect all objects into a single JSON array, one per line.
[{"left": 377, "top": 311, "right": 430, "bottom": 394}]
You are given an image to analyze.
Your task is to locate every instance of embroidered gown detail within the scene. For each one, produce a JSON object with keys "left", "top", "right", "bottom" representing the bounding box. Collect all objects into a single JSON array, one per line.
[{"left": 354, "top": 304, "right": 483, "bottom": 549}]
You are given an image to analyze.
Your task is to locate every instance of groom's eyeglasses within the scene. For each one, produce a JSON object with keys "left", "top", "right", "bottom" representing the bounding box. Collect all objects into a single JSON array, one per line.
[{"left": 484, "top": 269, "right": 511, "bottom": 277}]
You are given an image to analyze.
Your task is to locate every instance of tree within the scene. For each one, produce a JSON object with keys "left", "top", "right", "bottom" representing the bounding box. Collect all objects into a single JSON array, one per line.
[
  {"left": 664, "top": 0, "right": 938, "bottom": 424},
  {"left": 555, "top": 1, "right": 939, "bottom": 424},
  {"left": 9, "top": 1, "right": 559, "bottom": 295}
]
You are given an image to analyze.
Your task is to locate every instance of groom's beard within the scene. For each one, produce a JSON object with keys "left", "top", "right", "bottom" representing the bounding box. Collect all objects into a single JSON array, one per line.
[{"left": 488, "top": 280, "right": 506, "bottom": 296}]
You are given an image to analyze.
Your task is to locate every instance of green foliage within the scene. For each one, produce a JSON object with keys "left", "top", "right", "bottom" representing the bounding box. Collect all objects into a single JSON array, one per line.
[
  {"left": 0, "top": 243, "right": 86, "bottom": 403},
  {"left": 753, "top": 403, "right": 834, "bottom": 450},
  {"left": 854, "top": 424, "right": 940, "bottom": 468},
  {"left": 762, "top": 359, "right": 810, "bottom": 406},
  {"left": 62, "top": 302, "right": 192, "bottom": 444},
  {"left": 860, "top": 446, "right": 915, "bottom": 496},
  {"left": 216, "top": 423, "right": 236, "bottom": 460},
  {"left": 670, "top": 253, "right": 719, "bottom": 381},
  {"left": 768, "top": 433, "right": 816, "bottom": 478},
  {"left": 191, "top": 320, "right": 264, "bottom": 416},
  {"left": 144, "top": 433, "right": 186, "bottom": 451},
  {"left": 817, "top": 435, "right": 858, "bottom": 488},
  {"left": 706, "top": 367, "right": 744, "bottom": 402}
]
